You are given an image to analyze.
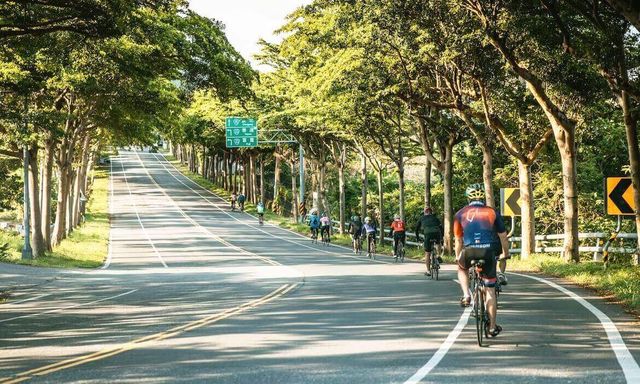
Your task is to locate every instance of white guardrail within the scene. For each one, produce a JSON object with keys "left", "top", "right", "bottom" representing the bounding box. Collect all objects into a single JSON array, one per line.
[{"left": 330, "top": 223, "right": 637, "bottom": 260}]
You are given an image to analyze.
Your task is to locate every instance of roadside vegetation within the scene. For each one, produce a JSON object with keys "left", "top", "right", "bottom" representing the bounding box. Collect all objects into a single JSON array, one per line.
[{"left": 0, "top": 167, "right": 109, "bottom": 268}]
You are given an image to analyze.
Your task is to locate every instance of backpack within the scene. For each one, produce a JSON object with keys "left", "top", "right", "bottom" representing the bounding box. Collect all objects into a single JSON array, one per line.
[{"left": 310, "top": 216, "right": 320, "bottom": 227}]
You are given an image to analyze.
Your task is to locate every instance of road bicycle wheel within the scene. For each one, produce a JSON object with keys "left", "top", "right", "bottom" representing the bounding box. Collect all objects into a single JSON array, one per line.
[
  {"left": 400, "top": 243, "right": 405, "bottom": 262},
  {"left": 431, "top": 254, "right": 439, "bottom": 280},
  {"left": 476, "top": 287, "right": 485, "bottom": 347},
  {"left": 371, "top": 238, "right": 376, "bottom": 259}
]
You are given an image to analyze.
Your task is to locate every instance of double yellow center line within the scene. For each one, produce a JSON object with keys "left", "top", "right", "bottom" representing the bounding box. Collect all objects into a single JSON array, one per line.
[{"left": 1, "top": 282, "right": 299, "bottom": 383}]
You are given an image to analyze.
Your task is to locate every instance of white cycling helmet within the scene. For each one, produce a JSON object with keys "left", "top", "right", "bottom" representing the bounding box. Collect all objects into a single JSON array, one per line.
[
  {"left": 364, "top": 216, "right": 371, "bottom": 223},
  {"left": 394, "top": 213, "right": 401, "bottom": 220}
]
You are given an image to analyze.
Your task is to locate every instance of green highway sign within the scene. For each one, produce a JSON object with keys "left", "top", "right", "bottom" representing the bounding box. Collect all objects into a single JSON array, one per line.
[
  {"left": 225, "top": 117, "right": 258, "bottom": 148},
  {"left": 226, "top": 127, "right": 257, "bottom": 138},
  {"left": 225, "top": 117, "right": 257, "bottom": 129}
]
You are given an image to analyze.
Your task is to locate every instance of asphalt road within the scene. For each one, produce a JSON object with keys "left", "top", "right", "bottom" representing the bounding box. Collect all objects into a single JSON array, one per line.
[{"left": 2, "top": 150, "right": 640, "bottom": 383}]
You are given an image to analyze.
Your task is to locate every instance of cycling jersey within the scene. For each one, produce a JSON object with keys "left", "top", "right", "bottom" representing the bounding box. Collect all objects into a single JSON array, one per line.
[
  {"left": 309, "top": 215, "right": 320, "bottom": 229},
  {"left": 390, "top": 219, "right": 405, "bottom": 233},
  {"left": 453, "top": 201, "right": 505, "bottom": 248},
  {"left": 416, "top": 214, "right": 443, "bottom": 235},
  {"left": 238, "top": 194, "right": 246, "bottom": 203},
  {"left": 362, "top": 223, "right": 377, "bottom": 234},
  {"left": 257, "top": 204, "right": 264, "bottom": 214},
  {"left": 320, "top": 217, "right": 331, "bottom": 227}
]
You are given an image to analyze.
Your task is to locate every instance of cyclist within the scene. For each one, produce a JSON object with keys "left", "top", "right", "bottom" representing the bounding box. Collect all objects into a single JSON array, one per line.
[
  {"left": 308, "top": 210, "right": 321, "bottom": 240},
  {"left": 454, "top": 183, "right": 509, "bottom": 338},
  {"left": 320, "top": 212, "right": 331, "bottom": 243},
  {"left": 361, "top": 216, "right": 377, "bottom": 258},
  {"left": 231, "top": 192, "right": 237, "bottom": 211},
  {"left": 349, "top": 213, "right": 363, "bottom": 253},
  {"left": 389, "top": 214, "right": 406, "bottom": 260},
  {"left": 237, "top": 193, "right": 246, "bottom": 211},
  {"left": 256, "top": 201, "right": 265, "bottom": 224},
  {"left": 415, "top": 207, "right": 444, "bottom": 276}
]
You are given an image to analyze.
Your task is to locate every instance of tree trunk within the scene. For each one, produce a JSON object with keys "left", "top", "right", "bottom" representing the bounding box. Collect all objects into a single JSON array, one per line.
[
  {"left": 620, "top": 90, "right": 640, "bottom": 264},
  {"left": 41, "top": 137, "right": 54, "bottom": 251},
  {"left": 52, "top": 163, "right": 69, "bottom": 246},
  {"left": 443, "top": 145, "right": 454, "bottom": 254},
  {"left": 425, "top": 158, "right": 432, "bottom": 207},
  {"left": 252, "top": 154, "right": 259, "bottom": 204},
  {"left": 28, "top": 147, "right": 45, "bottom": 258},
  {"left": 481, "top": 141, "right": 495, "bottom": 208},
  {"left": 518, "top": 160, "right": 536, "bottom": 258},
  {"left": 557, "top": 129, "right": 579, "bottom": 262},
  {"left": 398, "top": 162, "right": 405, "bottom": 221},
  {"left": 338, "top": 146, "right": 346, "bottom": 234},
  {"left": 360, "top": 152, "right": 367, "bottom": 219},
  {"left": 377, "top": 166, "right": 384, "bottom": 245},
  {"left": 259, "top": 155, "right": 265, "bottom": 203},
  {"left": 290, "top": 158, "right": 298, "bottom": 221},
  {"left": 274, "top": 154, "right": 281, "bottom": 210}
]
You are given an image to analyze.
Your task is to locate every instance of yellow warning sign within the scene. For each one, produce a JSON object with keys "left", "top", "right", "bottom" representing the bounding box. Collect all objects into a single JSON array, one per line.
[
  {"left": 606, "top": 177, "right": 635, "bottom": 215},
  {"left": 500, "top": 188, "right": 522, "bottom": 217}
]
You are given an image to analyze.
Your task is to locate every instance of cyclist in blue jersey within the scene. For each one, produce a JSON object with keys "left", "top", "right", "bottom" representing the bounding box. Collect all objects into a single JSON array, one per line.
[
  {"left": 454, "top": 183, "right": 509, "bottom": 338},
  {"left": 308, "top": 210, "right": 321, "bottom": 240}
]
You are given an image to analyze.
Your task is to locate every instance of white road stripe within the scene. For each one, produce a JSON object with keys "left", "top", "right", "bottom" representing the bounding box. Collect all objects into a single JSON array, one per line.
[
  {"left": 0, "top": 289, "right": 137, "bottom": 323},
  {"left": 119, "top": 157, "right": 168, "bottom": 268},
  {"left": 404, "top": 307, "right": 471, "bottom": 384},
  {"left": 6, "top": 294, "right": 51, "bottom": 306},
  {"left": 510, "top": 271, "right": 640, "bottom": 383}
]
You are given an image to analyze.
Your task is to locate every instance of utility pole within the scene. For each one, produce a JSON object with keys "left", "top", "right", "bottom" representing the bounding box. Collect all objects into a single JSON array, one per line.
[{"left": 21, "top": 95, "right": 32, "bottom": 261}]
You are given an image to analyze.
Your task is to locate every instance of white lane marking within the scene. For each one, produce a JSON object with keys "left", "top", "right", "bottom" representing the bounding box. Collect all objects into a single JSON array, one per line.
[
  {"left": 133, "top": 152, "right": 303, "bottom": 280},
  {"left": 119, "top": 157, "right": 168, "bottom": 268},
  {"left": 153, "top": 153, "right": 392, "bottom": 265},
  {"left": 102, "top": 156, "right": 114, "bottom": 269},
  {"left": 404, "top": 307, "right": 471, "bottom": 384},
  {"left": 0, "top": 289, "right": 137, "bottom": 323},
  {"left": 510, "top": 272, "right": 640, "bottom": 383},
  {"left": 6, "top": 294, "right": 51, "bottom": 306}
]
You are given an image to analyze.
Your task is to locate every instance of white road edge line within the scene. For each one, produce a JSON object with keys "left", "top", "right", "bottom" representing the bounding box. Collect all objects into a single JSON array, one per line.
[
  {"left": 119, "top": 156, "right": 168, "bottom": 268},
  {"left": 102, "top": 156, "right": 114, "bottom": 269},
  {"left": 404, "top": 307, "right": 471, "bottom": 384},
  {"left": 0, "top": 289, "right": 137, "bottom": 323},
  {"left": 509, "top": 271, "right": 640, "bottom": 383},
  {"left": 153, "top": 152, "right": 392, "bottom": 265}
]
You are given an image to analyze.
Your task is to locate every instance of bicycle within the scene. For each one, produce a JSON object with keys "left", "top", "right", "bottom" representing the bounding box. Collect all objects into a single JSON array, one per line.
[
  {"left": 230, "top": 200, "right": 236, "bottom": 212},
  {"left": 469, "top": 259, "right": 489, "bottom": 347},
  {"left": 258, "top": 214, "right": 264, "bottom": 225},
  {"left": 321, "top": 227, "right": 330, "bottom": 246},
  {"left": 352, "top": 235, "right": 363, "bottom": 255},
  {"left": 394, "top": 237, "right": 405, "bottom": 263},
  {"left": 366, "top": 233, "right": 376, "bottom": 259},
  {"left": 429, "top": 240, "right": 442, "bottom": 280},
  {"left": 310, "top": 228, "right": 319, "bottom": 244}
]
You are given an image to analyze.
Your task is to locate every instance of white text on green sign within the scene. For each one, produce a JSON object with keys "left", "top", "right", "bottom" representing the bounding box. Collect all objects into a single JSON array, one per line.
[{"left": 225, "top": 117, "right": 257, "bottom": 129}]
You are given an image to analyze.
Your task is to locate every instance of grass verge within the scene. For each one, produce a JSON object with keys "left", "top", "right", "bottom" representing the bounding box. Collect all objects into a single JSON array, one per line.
[
  {"left": 508, "top": 254, "right": 640, "bottom": 314},
  {"left": 0, "top": 167, "right": 109, "bottom": 269}
]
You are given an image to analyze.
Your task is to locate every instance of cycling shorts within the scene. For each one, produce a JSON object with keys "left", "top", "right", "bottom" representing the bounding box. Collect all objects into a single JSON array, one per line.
[
  {"left": 351, "top": 231, "right": 362, "bottom": 240},
  {"left": 458, "top": 246, "right": 498, "bottom": 286},
  {"left": 423, "top": 233, "right": 441, "bottom": 252}
]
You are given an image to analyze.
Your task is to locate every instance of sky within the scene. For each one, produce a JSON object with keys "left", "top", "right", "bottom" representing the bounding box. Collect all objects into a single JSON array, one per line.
[{"left": 188, "top": 1, "right": 312, "bottom": 71}]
